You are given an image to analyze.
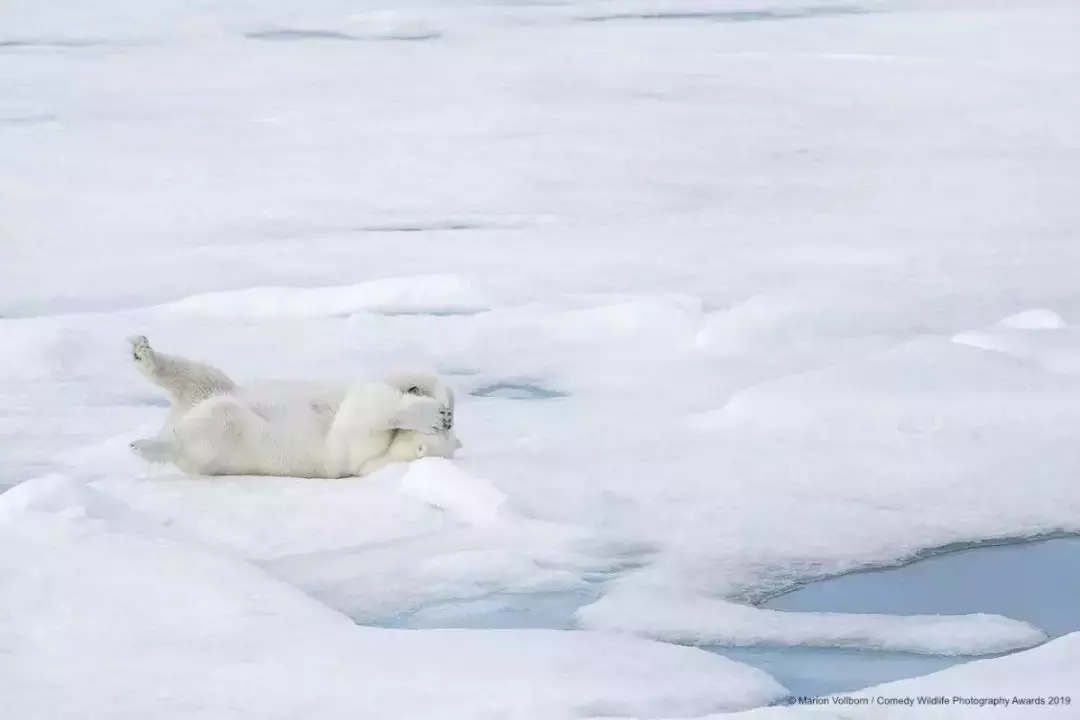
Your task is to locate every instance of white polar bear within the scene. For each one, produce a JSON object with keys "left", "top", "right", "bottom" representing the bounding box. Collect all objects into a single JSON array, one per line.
[{"left": 127, "top": 336, "right": 461, "bottom": 478}]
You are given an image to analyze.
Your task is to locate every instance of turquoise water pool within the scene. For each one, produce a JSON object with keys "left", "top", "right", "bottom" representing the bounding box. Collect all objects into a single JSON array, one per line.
[{"left": 707, "top": 535, "right": 1080, "bottom": 697}]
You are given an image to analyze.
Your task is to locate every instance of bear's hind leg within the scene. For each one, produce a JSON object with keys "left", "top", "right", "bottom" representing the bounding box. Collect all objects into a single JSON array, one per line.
[
  {"left": 129, "top": 335, "right": 237, "bottom": 410},
  {"left": 168, "top": 395, "right": 265, "bottom": 476},
  {"left": 130, "top": 437, "right": 174, "bottom": 464}
]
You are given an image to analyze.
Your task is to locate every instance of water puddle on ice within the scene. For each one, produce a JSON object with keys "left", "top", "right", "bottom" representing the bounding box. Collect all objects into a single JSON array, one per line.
[
  {"left": 377, "top": 589, "right": 596, "bottom": 630},
  {"left": 245, "top": 29, "right": 440, "bottom": 43},
  {"left": 719, "top": 646, "right": 961, "bottom": 698},
  {"left": 576, "top": 5, "right": 869, "bottom": 24},
  {"left": 0, "top": 37, "right": 108, "bottom": 49},
  {"left": 469, "top": 382, "right": 567, "bottom": 400},
  {"left": 711, "top": 536, "right": 1080, "bottom": 698},
  {"left": 375, "top": 308, "right": 485, "bottom": 317},
  {"left": 768, "top": 535, "right": 1080, "bottom": 638}
]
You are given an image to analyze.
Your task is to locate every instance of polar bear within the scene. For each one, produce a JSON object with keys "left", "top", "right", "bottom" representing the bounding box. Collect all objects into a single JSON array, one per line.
[{"left": 127, "top": 336, "right": 461, "bottom": 478}]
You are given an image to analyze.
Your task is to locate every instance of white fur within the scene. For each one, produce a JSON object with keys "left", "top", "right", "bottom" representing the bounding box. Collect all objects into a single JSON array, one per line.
[{"left": 128, "top": 336, "right": 461, "bottom": 478}]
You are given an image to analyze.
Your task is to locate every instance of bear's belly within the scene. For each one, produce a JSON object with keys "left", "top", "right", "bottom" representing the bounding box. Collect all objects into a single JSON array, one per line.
[{"left": 238, "top": 393, "right": 336, "bottom": 477}]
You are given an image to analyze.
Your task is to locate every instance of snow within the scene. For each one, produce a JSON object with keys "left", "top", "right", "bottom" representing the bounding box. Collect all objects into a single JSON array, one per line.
[
  {"left": 4, "top": 0, "right": 1080, "bottom": 716},
  {"left": 995, "top": 309, "right": 1067, "bottom": 331},
  {"left": 399, "top": 457, "right": 511, "bottom": 524},
  {"left": 161, "top": 275, "right": 489, "bottom": 318},
  {"left": 953, "top": 314, "right": 1080, "bottom": 374}
]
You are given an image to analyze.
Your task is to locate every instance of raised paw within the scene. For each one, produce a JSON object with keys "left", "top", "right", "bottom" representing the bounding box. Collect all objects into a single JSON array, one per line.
[
  {"left": 129, "top": 335, "right": 153, "bottom": 364},
  {"left": 439, "top": 405, "right": 453, "bottom": 432},
  {"left": 396, "top": 396, "right": 447, "bottom": 434}
]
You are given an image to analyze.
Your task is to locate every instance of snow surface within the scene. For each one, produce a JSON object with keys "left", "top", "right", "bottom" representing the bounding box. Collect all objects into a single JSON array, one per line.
[
  {"left": 0, "top": 475, "right": 785, "bottom": 719},
  {"left": 4, "top": 0, "right": 1080, "bottom": 716},
  {"left": 161, "top": 274, "right": 490, "bottom": 318}
]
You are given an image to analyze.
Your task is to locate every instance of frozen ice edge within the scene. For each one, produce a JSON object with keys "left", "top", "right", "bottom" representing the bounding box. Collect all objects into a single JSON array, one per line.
[
  {"left": 754, "top": 531, "right": 1080, "bottom": 606},
  {"left": 578, "top": 537, "right": 1070, "bottom": 657},
  {"left": 578, "top": 593, "right": 1047, "bottom": 657}
]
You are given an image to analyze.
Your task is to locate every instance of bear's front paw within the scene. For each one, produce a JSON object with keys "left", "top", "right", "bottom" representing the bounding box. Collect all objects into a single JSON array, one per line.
[
  {"left": 396, "top": 397, "right": 446, "bottom": 434},
  {"left": 439, "top": 406, "right": 453, "bottom": 432}
]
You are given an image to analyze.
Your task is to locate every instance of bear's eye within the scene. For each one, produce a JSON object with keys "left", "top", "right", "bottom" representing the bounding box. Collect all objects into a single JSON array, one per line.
[{"left": 405, "top": 385, "right": 425, "bottom": 395}]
